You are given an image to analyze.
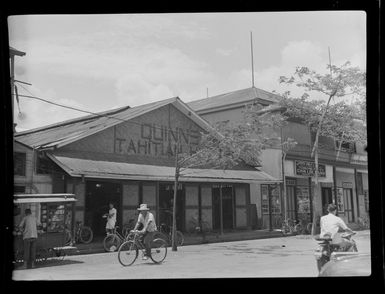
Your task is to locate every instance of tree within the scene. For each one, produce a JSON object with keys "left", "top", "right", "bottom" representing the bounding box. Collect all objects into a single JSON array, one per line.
[
  {"left": 279, "top": 61, "right": 366, "bottom": 234},
  {"left": 170, "top": 103, "right": 289, "bottom": 250}
]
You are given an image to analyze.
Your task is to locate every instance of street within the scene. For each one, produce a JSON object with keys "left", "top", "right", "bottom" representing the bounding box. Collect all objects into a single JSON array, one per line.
[{"left": 12, "top": 230, "right": 371, "bottom": 280}]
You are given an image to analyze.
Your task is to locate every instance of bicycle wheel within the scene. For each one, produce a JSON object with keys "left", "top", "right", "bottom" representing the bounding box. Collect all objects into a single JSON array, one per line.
[
  {"left": 150, "top": 238, "right": 167, "bottom": 264},
  {"left": 176, "top": 231, "right": 184, "bottom": 246},
  {"left": 36, "top": 248, "right": 49, "bottom": 263},
  {"left": 201, "top": 221, "right": 212, "bottom": 234},
  {"left": 153, "top": 232, "right": 169, "bottom": 244},
  {"left": 79, "top": 226, "right": 93, "bottom": 244},
  {"left": 64, "top": 230, "right": 72, "bottom": 245},
  {"left": 103, "top": 234, "right": 121, "bottom": 252},
  {"left": 118, "top": 241, "right": 138, "bottom": 266},
  {"left": 306, "top": 223, "right": 313, "bottom": 234},
  {"left": 281, "top": 223, "right": 291, "bottom": 236},
  {"left": 294, "top": 224, "right": 303, "bottom": 235}
]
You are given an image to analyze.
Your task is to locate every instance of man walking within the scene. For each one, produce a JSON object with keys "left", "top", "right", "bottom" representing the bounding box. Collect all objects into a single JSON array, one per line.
[{"left": 19, "top": 208, "right": 41, "bottom": 269}]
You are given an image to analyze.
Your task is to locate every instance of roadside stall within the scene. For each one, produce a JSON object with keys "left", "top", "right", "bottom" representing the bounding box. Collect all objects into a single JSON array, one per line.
[{"left": 13, "top": 193, "right": 77, "bottom": 264}]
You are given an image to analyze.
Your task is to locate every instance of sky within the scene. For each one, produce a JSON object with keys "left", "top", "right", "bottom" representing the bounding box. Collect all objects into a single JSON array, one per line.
[{"left": 8, "top": 12, "right": 366, "bottom": 131}]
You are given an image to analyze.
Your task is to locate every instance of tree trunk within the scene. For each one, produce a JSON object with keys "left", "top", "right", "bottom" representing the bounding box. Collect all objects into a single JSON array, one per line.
[{"left": 172, "top": 153, "right": 179, "bottom": 251}]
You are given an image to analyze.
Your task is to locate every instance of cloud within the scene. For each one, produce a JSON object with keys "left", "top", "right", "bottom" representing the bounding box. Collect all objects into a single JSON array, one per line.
[
  {"left": 229, "top": 40, "right": 365, "bottom": 102},
  {"left": 216, "top": 48, "right": 233, "bottom": 57}
]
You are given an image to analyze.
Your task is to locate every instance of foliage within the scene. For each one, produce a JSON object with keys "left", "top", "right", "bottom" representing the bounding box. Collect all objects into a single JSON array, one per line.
[{"left": 178, "top": 103, "right": 290, "bottom": 171}]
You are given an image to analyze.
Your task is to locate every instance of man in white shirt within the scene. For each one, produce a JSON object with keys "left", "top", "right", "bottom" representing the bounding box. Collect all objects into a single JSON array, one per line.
[
  {"left": 320, "top": 204, "right": 354, "bottom": 251},
  {"left": 133, "top": 203, "right": 157, "bottom": 260},
  {"left": 105, "top": 203, "right": 117, "bottom": 234}
]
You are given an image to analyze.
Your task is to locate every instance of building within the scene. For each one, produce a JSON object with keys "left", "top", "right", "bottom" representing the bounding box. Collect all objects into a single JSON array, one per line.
[
  {"left": 14, "top": 97, "right": 280, "bottom": 238},
  {"left": 188, "top": 87, "right": 369, "bottom": 230}
]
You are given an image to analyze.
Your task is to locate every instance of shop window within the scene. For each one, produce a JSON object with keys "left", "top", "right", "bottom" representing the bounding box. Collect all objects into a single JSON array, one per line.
[
  {"left": 296, "top": 186, "right": 310, "bottom": 214},
  {"left": 335, "top": 140, "right": 356, "bottom": 153},
  {"left": 270, "top": 185, "right": 281, "bottom": 214},
  {"left": 14, "top": 185, "right": 25, "bottom": 193},
  {"left": 364, "top": 190, "right": 369, "bottom": 212},
  {"left": 36, "top": 152, "right": 52, "bottom": 174},
  {"left": 40, "top": 203, "right": 71, "bottom": 233},
  {"left": 261, "top": 184, "right": 281, "bottom": 214},
  {"left": 336, "top": 187, "right": 345, "bottom": 214},
  {"left": 14, "top": 152, "right": 26, "bottom": 176},
  {"left": 261, "top": 185, "right": 269, "bottom": 214}
]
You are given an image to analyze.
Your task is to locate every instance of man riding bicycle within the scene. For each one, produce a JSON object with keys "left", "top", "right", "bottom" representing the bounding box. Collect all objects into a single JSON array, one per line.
[
  {"left": 132, "top": 204, "right": 157, "bottom": 260},
  {"left": 320, "top": 204, "right": 355, "bottom": 251}
]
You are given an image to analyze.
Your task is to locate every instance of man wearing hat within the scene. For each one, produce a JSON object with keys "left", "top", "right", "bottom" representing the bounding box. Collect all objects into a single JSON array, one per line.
[{"left": 132, "top": 204, "right": 157, "bottom": 260}]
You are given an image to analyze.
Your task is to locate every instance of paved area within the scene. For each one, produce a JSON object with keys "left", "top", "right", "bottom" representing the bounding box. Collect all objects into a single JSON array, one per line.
[{"left": 12, "top": 230, "right": 371, "bottom": 280}]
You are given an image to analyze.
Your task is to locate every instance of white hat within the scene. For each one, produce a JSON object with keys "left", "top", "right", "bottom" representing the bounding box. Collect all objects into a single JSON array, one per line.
[{"left": 137, "top": 204, "right": 150, "bottom": 211}]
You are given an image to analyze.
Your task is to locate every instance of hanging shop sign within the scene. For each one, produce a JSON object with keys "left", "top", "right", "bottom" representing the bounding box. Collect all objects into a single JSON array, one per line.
[{"left": 295, "top": 160, "right": 326, "bottom": 177}]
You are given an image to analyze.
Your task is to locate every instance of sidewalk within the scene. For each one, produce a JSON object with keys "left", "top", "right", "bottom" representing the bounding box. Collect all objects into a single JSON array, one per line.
[{"left": 67, "top": 229, "right": 284, "bottom": 256}]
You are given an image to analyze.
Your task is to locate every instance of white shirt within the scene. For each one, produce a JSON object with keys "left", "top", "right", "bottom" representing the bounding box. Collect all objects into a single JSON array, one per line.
[
  {"left": 106, "top": 208, "right": 117, "bottom": 229},
  {"left": 320, "top": 213, "right": 348, "bottom": 244},
  {"left": 108, "top": 208, "right": 117, "bottom": 222},
  {"left": 137, "top": 212, "right": 157, "bottom": 232}
]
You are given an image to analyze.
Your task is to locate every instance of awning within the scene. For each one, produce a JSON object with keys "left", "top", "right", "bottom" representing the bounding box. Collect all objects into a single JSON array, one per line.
[
  {"left": 14, "top": 193, "right": 77, "bottom": 204},
  {"left": 48, "top": 154, "right": 280, "bottom": 183}
]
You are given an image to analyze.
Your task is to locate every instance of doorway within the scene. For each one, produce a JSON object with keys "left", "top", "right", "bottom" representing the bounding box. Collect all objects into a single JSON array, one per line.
[
  {"left": 321, "top": 187, "right": 333, "bottom": 215},
  {"left": 343, "top": 188, "right": 355, "bottom": 222},
  {"left": 212, "top": 185, "right": 234, "bottom": 231},
  {"left": 158, "top": 183, "right": 185, "bottom": 231},
  {"left": 85, "top": 181, "right": 122, "bottom": 238}
]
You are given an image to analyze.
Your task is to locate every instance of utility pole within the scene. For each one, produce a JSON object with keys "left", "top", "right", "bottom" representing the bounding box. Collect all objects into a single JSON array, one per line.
[
  {"left": 9, "top": 47, "right": 26, "bottom": 132},
  {"left": 171, "top": 138, "right": 180, "bottom": 251},
  {"left": 250, "top": 31, "right": 255, "bottom": 88}
]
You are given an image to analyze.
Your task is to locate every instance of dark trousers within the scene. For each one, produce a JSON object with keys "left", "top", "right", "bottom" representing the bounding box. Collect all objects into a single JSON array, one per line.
[
  {"left": 23, "top": 238, "right": 37, "bottom": 267},
  {"left": 143, "top": 231, "right": 155, "bottom": 256}
]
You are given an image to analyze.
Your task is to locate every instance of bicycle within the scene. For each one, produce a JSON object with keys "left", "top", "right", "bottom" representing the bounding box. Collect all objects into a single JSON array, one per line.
[
  {"left": 156, "top": 223, "right": 184, "bottom": 246},
  {"left": 187, "top": 216, "right": 212, "bottom": 234},
  {"left": 357, "top": 216, "right": 370, "bottom": 230},
  {"left": 65, "top": 221, "right": 93, "bottom": 245},
  {"left": 103, "top": 226, "right": 128, "bottom": 252},
  {"left": 280, "top": 218, "right": 303, "bottom": 236},
  {"left": 121, "top": 219, "right": 136, "bottom": 239},
  {"left": 118, "top": 230, "right": 167, "bottom": 266}
]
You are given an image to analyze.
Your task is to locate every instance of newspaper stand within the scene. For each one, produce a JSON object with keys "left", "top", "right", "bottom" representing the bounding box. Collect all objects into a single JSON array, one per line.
[{"left": 13, "top": 193, "right": 77, "bottom": 264}]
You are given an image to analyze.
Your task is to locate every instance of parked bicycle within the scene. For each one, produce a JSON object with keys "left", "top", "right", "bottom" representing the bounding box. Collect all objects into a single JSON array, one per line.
[
  {"left": 103, "top": 226, "right": 129, "bottom": 252},
  {"left": 65, "top": 221, "right": 93, "bottom": 245},
  {"left": 281, "top": 218, "right": 302, "bottom": 236},
  {"left": 155, "top": 223, "right": 184, "bottom": 246},
  {"left": 118, "top": 230, "right": 167, "bottom": 266},
  {"left": 187, "top": 216, "right": 212, "bottom": 234},
  {"left": 121, "top": 219, "right": 136, "bottom": 238},
  {"left": 357, "top": 216, "right": 370, "bottom": 230}
]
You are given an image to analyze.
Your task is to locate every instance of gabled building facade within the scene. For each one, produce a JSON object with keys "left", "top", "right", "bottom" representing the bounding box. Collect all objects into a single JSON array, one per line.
[
  {"left": 188, "top": 87, "right": 369, "bottom": 230},
  {"left": 14, "top": 97, "right": 279, "bottom": 238}
]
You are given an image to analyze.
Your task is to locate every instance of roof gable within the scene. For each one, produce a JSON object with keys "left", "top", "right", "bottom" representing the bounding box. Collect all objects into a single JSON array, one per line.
[
  {"left": 15, "top": 97, "right": 215, "bottom": 149},
  {"left": 187, "top": 87, "right": 281, "bottom": 113}
]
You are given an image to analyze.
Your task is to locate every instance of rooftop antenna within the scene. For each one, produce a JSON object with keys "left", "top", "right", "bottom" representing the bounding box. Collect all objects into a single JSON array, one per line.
[{"left": 250, "top": 31, "right": 255, "bottom": 88}]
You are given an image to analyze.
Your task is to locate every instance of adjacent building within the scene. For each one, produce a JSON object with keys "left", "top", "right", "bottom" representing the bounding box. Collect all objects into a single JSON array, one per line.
[{"left": 188, "top": 86, "right": 369, "bottom": 230}]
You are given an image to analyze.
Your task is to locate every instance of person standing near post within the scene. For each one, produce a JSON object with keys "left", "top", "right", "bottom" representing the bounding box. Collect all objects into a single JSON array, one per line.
[
  {"left": 132, "top": 204, "right": 157, "bottom": 260},
  {"left": 104, "top": 203, "right": 117, "bottom": 234},
  {"left": 19, "top": 208, "right": 41, "bottom": 269}
]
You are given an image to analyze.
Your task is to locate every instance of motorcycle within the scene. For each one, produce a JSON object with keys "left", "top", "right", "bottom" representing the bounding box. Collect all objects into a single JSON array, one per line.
[{"left": 314, "top": 231, "right": 358, "bottom": 272}]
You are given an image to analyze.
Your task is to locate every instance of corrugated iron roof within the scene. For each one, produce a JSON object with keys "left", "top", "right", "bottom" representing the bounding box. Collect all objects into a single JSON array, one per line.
[
  {"left": 14, "top": 97, "right": 215, "bottom": 149},
  {"left": 187, "top": 87, "right": 281, "bottom": 113},
  {"left": 48, "top": 154, "right": 280, "bottom": 183},
  {"left": 9, "top": 46, "right": 26, "bottom": 57}
]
